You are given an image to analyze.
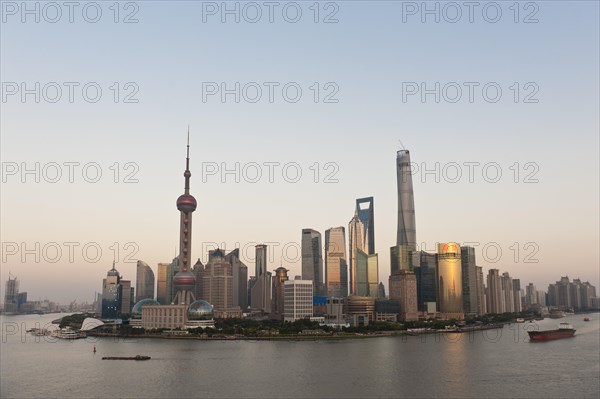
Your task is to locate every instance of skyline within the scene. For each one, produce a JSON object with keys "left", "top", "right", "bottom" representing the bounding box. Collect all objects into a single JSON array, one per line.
[
  {"left": 1, "top": 141, "right": 598, "bottom": 304},
  {"left": 1, "top": 1, "right": 599, "bottom": 303}
]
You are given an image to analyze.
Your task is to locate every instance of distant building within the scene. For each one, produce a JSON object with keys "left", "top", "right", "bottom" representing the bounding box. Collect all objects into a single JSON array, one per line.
[
  {"left": 324, "top": 297, "right": 345, "bottom": 325},
  {"left": 377, "top": 282, "right": 386, "bottom": 299},
  {"left": 156, "top": 262, "right": 170, "bottom": 305},
  {"left": 283, "top": 279, "right": 313, "bottom": 322},
  {"left": 325, "top": 227, "right": 348, "bottom": 298},
  {"left": 344, "top": 296, "right": 376, "bottom": 325},
  {"left": 436, "top": 243, "right": 463, "bottom": 320},
  {"left": 396, "top": 150, "right": 417, "bottom": 251},
  {"left": 140, "top": 300, "right": 215, "bottom": 330},
  {"left": 415, "top": 251, "right": 437, "bottom": 312},
  {"left": 547, "top": 277, "right": 597, "bottom": 310},
  {"left": 356, "top": 250, "right": 379, "bottom": 297},
  {"left": 101, "top": 262, "right": 121, "bottom": 319},
  {"left": 135, "top": 260, "right": 155, "bottom": 302},
  {"left": 486, "top": 269, "right": 503, "bottom": 314},
  {"left": 461, "top": 246, "right": 478, "bottom": 316},
  {"left": 224, "top": 248, "right": 249, "bottom": 311},
  {"left": 120, "top": 280, "right": 134, "bottom": 316},
  {"left": 301, "top": 229, "right": 324, "bottom": 296},
  {"left": 349, "top": 197, "right": 375, "bottom": 295},
  {"left": 250, "top": 245, "right": 271, "bottom": 313},
  {"left": 192, "top": 258, "right": 205, "bottom": 301},
  {"left": 3, "top": 276, "right": 19, "bottom": 313},
  {"left": 375, "top": 299, "right": 400, "bottom": 322},
  {"left": 272, "top": 267, "right": 289, "bottom": 320},
  {"left": 389, "top": 270, "right": 418, "bottom": 321},
  {"left": 201, "top": 249, "right": 240, "bottom": 315},
  {"left": 475, "top": 266, "right": 486, "bottom": 315}
]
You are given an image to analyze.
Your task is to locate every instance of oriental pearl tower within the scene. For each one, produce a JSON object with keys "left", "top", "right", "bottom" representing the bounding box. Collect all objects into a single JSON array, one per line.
[{"left": 171, "top": 130, "right": 197, "bottom": 305}]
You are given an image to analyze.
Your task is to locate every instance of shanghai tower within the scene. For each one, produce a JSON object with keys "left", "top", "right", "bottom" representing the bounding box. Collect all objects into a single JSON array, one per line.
[
  {"left": 396, "top": 150, "right": 416, "bottom": 250},
  {"left": 171, "top": 131, "right": 197, "bottom": 305}
]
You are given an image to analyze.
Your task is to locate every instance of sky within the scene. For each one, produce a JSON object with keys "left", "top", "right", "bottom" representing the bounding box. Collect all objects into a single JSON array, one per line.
[{"left": 1, "top": 0, "right": 599, "bottom": 303}]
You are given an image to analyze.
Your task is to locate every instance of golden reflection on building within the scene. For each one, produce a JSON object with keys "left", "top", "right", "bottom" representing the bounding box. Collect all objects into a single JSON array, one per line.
[{"left": 437, "top": 242, "right": 464, "bottom": 319}]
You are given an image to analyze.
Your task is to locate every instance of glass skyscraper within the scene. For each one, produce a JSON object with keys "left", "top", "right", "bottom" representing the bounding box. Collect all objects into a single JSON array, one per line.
[
  {"left": 349, "top": 197, "right": 376, "bottom": 295},
  {"left": 325, "top": 226, "right": 348, "bottom": 298},
  {"left": 135, "top": 260, "right": 155, "bottom": 302},
  {"left": 301, "top": 229, "right": 324, "bottom": 296},
  {"left": 396, "top": 150, "right": 417, "bottom": 249}
]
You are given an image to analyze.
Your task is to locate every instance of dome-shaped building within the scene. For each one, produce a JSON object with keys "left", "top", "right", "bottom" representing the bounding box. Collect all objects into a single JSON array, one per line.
[
  {"left": 131, "top": 298, "right": 160, "bottom": 319},
  {"left": 187, "top": 300, "right": 214, "bottom": 321}
]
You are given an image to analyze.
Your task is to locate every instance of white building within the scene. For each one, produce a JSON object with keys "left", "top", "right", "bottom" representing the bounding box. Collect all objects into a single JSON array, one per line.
[{"left": 283, "top": 279, "right": 313, "bottom": 322}]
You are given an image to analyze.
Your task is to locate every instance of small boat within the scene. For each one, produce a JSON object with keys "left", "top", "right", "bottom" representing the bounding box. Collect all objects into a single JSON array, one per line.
[
  {"left": 528, "top": 322, "right": 576, "bottom": 342},
  {"left": 583, "top": 317, "right": 590, "bottom": 322},
  {"left": 516, "top": 318, "right": 525, "bottom": 323},
  {"left": 101, "top": 355, "right": 151, "bottom": 361}
]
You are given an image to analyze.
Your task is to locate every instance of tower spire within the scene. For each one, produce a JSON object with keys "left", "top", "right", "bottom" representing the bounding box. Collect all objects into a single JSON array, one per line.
[{"left": 184, "top": 126, "right": 191, "bottom": 194}]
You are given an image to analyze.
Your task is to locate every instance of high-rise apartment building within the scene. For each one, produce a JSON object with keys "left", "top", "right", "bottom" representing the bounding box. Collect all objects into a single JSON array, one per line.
[
  {"left": 486, "top": 269, "right": 503, "bottom": 314},
  {"left": 325, "top": 227, "right": 348, "bottom": 298}
]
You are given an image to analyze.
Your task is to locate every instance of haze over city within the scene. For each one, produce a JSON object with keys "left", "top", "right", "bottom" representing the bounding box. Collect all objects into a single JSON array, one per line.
[{"left": 1, "top": 2, "right": 598, "bottom": 305}]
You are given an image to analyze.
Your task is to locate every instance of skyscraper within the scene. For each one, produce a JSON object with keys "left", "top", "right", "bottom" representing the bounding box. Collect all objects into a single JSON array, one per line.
[
  {"left": 201, "top": 249, "right": 235, "bottom": 312},
  {"left": 225, "top": 248, "right": 248, "bottom": 311},
  {"left": 135, "top": 260, "right": 155, "bottom": 302},
  {"left": 120, "top": 280, "right": 134, "bottom": 316},
  {"left": 415, "top": 251, "right": 437, "bottom": 311},
  {"left": 101, "top": 262, "right": 121, "bottom": 319},
  {"left": 325, "top": 227, "right": 348, "bottom": 298},
  {"left": 272, "top": 266, "right": 289, "bottom": 320},
  {"left": 355, "top": 250, "right": 379, "bottom": 297},
  {"left": 3, "top": 275, "right": 19, "bottom": 314},
  {"left": 355, "top": 197, "right": 375, "bottom": 254},
  {"left": 388, "top": 270, "right": 418, "bottom": 321},
  {"left": 349, "top": 197, "right": 375, "bottom": 295},
  {"left": 436, "top": 243, "right": 463, "bottom": 319},
  {"left": 192, "top": 258, "right": 205, "bottom": 301},
  {"left": 486, "top": 269, "right": 503, "bottom": 314},
  {"left": 172, "top": 132, "right": 198, "bottom": 305},
  {"left": 475, "top": 266, "right": 486, "bottom": 315},
  {"left": 348, "top": 212, "right": 365, "bottom": 295},
  {"left": 250, "top": 244, "right": 271, "bottom": 312},
  {"left": 156, "top": 262, "right": 170, "bottom": 304},
  {"left": 301, "top": 228, "right": 324, "bottom": 296},
  {"left": 396, "top": 150, "right": 417, "bottom": 250},
  {"left": 460, "top": 246, "right": 478, "bottom": 316}
]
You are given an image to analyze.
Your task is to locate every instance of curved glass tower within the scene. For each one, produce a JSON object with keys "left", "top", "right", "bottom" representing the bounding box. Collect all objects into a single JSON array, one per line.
[{"left": 396, "top": 150, "right": 417, "bottom": 249}]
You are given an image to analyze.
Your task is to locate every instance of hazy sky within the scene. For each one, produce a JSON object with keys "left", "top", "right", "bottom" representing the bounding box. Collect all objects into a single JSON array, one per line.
[{"left": 1, "top": 1, "right": 598, "bottom": 303}]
